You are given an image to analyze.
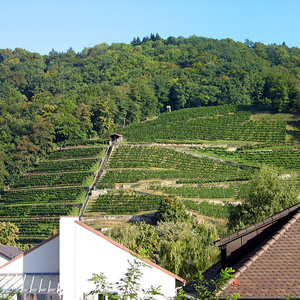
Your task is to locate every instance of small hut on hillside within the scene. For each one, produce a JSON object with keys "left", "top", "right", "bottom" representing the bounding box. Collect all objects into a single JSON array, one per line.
[{"left": 110, "top": 133, "right": 124, "bottom": 144}]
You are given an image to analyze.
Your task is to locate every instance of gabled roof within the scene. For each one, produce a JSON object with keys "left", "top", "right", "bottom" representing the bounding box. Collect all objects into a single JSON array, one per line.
[
  {"left": 216, "top": 202, "right": 300, "bottom": 247},
  {"left": 219, "top": 209, "right": 300, "bottom": 298},
  {"left": 75, "top": 221, "right": 185, "bottom": 283},
  {"left": 0, "top": 244, "right": 22, "bottom": 261},
  {"left": 184, "top": 202, "right": 300, "bottom": 299},
  {"left": 0, "top": 221, "right": 185, "bottom": 284},
  {"left": 0, "top": 234, "right": 59, "bottom": 270}
]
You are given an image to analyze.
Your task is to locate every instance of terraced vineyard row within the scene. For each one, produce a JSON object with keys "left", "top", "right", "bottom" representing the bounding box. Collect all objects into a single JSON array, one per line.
[
  {"left": 11, "top": 172, "right": 94, "bottom": 188},
  {"left": 215, "top": 149, "right": 300, "bottom": 171},
  {"left": 150, "top": 183, "right": 252, "bottom": 200},
  {"left": 150, "top": 185, "right": 237, "bottom": 199},
  {"left": 183, "top": 200, "right": 229, "bottom": 219},
  {"left": 87, "top": 193, "right": 164, "bottom": 215},
  {"left": 13, "top": 218, "right": 59, "bottom": 236},
  {"left": 0, "top": 204, "right": 77, "bottom": 217},
  {"left": 0, "top": 187, "right": 87, "bottom": 205},
  {"left": 47, "top": 146, "right": 105, "bottom": 160},
  {"left": 28, "top": 158, "right": 98, "bottom": 173}
]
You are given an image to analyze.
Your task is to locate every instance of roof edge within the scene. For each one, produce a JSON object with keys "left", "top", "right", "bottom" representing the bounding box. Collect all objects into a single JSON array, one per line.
[
  {"left": 75, "top": 221, "right": 185, "bottom": 284},
  {"left": 0, "top": 234, "right": 59, "bottom": 270},
  {"left": 216, "top": 202, "right": 300, "bottom": 247},
  {"left": 0, "top": 253, "right": 11, "bottom": 260},
  {"left": 217, "top": 211, "right": 300, "bottom": 295}
]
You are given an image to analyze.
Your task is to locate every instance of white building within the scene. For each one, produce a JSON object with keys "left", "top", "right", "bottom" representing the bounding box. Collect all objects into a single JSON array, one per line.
[{"left": 0, "top": 217, "right": 185, "bottom": 300}]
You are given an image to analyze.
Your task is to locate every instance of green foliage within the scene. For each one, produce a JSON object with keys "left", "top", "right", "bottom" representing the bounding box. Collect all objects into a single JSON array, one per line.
[
  {"left": 1, "top": 36, "right": 300, "bottom": 184},
  {"left": 192, "top": 267, "right": 240, "bottom": 300},
  {"left": 0, "top": 221, "right": 19, "bottom": 246},
  {"left": 157, "top": 196, "right": 189, "bottom": 223},
  {"left": 183, "top": 200, "right": 229, "bottom": 219},
  {"left": 0, "top": 289, "right": 22, "bottom": 300},
  {"left": 88, "top": 273, "right": 113, "bottom": 298},
  {"left": 88, "top": 258, "right": 163, "bottom": 300},
  {"left": 107, "top": 221, "right": 220, "bottom": 281},
  {"left": 228, "top": 165, "right": 299, "bottom": 231}
]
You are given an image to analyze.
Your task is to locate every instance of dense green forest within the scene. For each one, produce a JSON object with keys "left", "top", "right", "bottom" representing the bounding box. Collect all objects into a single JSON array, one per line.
[{"left": 1, "top": 34, "right": 300, "bottom": 187}]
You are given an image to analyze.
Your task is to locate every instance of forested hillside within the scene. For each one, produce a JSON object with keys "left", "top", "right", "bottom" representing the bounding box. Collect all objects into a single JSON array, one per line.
[{"left": 1, "top": 35, "right": 300, "bottom": 187}]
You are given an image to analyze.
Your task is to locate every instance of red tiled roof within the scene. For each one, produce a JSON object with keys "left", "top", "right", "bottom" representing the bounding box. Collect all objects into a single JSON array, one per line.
[{"left": 219, "top": 211, "right": 300, "bottom": 298}]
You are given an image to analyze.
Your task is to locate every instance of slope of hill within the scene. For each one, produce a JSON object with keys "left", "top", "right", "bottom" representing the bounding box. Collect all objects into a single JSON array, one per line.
[
  {"left": 120, "top": 105, "right": 290, "bottom": 143},
  {"left": 1, "top": 105, "right": 300, "bottom": 247},
  {"left": 0, "top": 145, "right": 107, "bottom": 245},
  {"left": 83, "top": 105, "right": 300, "bottom": 229},
  {"left": 1, "top": 36, "right": 300, "bottom": 190}
]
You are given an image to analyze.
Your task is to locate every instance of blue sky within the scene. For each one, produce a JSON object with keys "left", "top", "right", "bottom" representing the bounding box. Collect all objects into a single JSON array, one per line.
[{"left": 1, "top": 0, "right": 299, "bottom": 55}]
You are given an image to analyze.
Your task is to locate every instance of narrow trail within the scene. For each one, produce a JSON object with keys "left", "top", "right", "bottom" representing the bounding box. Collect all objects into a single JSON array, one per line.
[{"left": 79, "top": 144, "right": 115, "bottom": 218}]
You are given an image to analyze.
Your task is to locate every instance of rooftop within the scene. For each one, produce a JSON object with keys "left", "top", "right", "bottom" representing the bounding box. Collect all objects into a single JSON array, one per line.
[
  {"left": 219, "top": 210, "right": 300, "bottom": 298},
  {"left": 0, "top": 244, "right": 22, "bottom": 261},
  {"left": 184, "top": 202, "right": 300, "bottom": 299}
]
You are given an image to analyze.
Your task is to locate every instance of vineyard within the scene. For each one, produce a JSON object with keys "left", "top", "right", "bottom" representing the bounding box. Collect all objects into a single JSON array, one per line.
[
  {"left": 0, "top": 145, "right": 106, "bottom": 246},
  {"left": 0, "top": 187, "right": 88, "bottom": 205},
  {"left": 12, "top": 172, "right": 94, "bottom": 188},
  {"left": 120, "top": 105, "right": 287, "bottom": 143},
  {"left": 89, "top": 101, "right": 299, "bottom": 221},
  {"left": 86, "top": 193, "right": 164, "bottom": 215},
  {"left": 86, "top": 144, "right": 254, "bottom": 217},
  {"left": 102, "top": 145, "right": 254, "bottom": 182},
  {"left": 212, "top": 148, "right": 300, "bottom": 171},
  {"left": 183, "top": 200, "right": 230, "bottom": 219},
  {"left": 2, "top": 105, "right": 300, "bottom": 248},
  {"left": 150, "top": 185, "right": 237, "bottom": 199},
  {"left": 28, "top": 158, "right": 99, "bottom": 173}
]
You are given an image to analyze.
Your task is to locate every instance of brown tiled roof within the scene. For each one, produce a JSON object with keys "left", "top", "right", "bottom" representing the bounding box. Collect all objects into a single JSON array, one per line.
[
  {"left": 216, "top": 202, "right": 300, "bottom": 247},
  {"left": 183, "top": 203, "right": 300, "bottom": 299},
  {"left": 219, "top": 211, "right": 300, "bottom": 298}
]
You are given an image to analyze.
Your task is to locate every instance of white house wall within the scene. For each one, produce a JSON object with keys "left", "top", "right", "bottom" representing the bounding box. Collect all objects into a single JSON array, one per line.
[
  {"left": 59, "top": 217, "right": 77, "bottom": 300},
  {"left": 59, "top": 218, "right": 178, "bottom": 300},
  {"left": 0, "top": 235, "right": 59, "bottom": 274},
  {"left": 23, "top": 235, "right": 59, "bottom": 273},
  {"left": 0, "top": 253, "right": 23, "bottom": 274},
  {"left": 0, "top": 255, "right": 9, "bottom": 268}
]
